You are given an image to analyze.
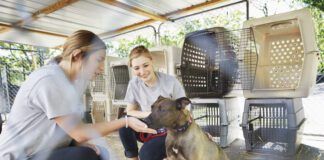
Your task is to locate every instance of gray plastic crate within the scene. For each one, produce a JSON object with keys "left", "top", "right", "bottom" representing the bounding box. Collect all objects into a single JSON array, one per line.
[
  {"left": 111, "top": 65, "right": 130, "bottom": 101},
  {"left": 241, "top": 98, "right": 305, "bottom": 155},
  {"left": 190, "top": 98, "right": 242, "bottom": 147}
]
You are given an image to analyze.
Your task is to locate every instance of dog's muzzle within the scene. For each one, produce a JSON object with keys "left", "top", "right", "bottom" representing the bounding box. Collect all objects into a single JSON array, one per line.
[{"left": 142, "top": 115, "right": 153, "bottom": 127}]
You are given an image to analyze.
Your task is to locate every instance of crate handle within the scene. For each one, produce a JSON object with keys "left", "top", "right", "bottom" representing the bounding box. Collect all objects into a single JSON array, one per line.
[
  {"left": 271, "top": 21, "right": 293, "bottom": 30},
  {"left": 305, "top": 50, "right": 319, "bottom": 55}
]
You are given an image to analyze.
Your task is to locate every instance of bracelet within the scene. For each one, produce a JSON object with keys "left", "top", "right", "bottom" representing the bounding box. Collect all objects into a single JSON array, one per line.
[{"left": 125, "top": 115, "right": 128, "bottom": 128}]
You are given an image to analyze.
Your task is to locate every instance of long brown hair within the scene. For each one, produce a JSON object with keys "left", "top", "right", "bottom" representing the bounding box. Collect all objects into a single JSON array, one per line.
[
  {"left": 128, "top": 45, "right": 152, "bottom": 67},
  {"left": 54, "top": 30, "right": 106, "bottom": 63}
]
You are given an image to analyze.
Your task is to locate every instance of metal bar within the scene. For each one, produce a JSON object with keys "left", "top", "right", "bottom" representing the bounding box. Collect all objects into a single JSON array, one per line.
[
  {"left": 13, "top": 0, "right": 80, "bottom": 27},
  {"left": 100, "top": 0, "right": 227, "bottom": 38},
  {"left": 98, "top": 0, "right": 167, "bottom": 21},
  {"left": 171, "top": 0, "right": 247, "bottom": 21}
]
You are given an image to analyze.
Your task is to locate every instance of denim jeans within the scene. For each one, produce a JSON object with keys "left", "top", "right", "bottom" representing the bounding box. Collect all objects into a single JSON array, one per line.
[
  {"left": 30, "top": 146, "right": 101, "bottom": 160},
  {"left": 119, "top": 126, "right": 167, "bottom": 160}
]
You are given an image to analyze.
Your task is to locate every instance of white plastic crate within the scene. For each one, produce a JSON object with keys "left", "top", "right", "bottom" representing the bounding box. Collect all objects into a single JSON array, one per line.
[
  {"left": 90, "top": 56, "right": 125, "bottom": 122},
  {"left": 150, "top": 46, "right": 182, "bottom": 77},
  {"left": 243, "top": 8, "right": 319, "bottom": 98}
]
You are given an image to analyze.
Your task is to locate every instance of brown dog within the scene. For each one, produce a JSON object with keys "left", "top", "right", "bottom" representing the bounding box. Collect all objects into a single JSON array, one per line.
[{"left": 144, "top": 96, "right": 228, "bottom": 160}]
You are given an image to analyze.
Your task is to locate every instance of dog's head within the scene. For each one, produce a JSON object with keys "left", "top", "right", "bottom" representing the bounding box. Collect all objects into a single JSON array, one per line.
[{"left": 143, "top": 96, "right": 191, "bottom": 129}]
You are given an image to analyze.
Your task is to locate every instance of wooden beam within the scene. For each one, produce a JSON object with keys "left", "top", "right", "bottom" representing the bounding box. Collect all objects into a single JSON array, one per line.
[
  {"left": 0, "top": 25, "right": 10, "bottom": 34},
  {"left": 165, "top": 0, "right": 227, "bottom": 16},
  {"left": 98, "top": 0, "right": 167, "bottom": 22},
  {"left": 100, "top": 19, "right": 156, "bottom": 38},
  {"left": 0, "top": 22, "right": 68, "bottom": 38},
  {"left": 99, "top": 0, "right": 227, "bottom": 37},
  {"left": 13, "top": 0, "right": 79, "bottom": 27}
]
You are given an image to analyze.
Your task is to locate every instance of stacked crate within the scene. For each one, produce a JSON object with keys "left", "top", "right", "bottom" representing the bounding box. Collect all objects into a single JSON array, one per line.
[
  {"left": 89, "top": 56, "right": 124, "bottom": 123},
  {"left": 241, "top": 9, "right": 319, "bottom": 155},
  {"left": 180, "top": 27, "right": 257, "bottom": 147},
  {"left": 109, "top": 59, "right": 130, "bottom": 118}
]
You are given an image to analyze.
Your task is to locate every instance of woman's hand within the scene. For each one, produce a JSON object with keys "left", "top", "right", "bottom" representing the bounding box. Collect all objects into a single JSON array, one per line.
[{"left": 127, "top": 117, "right": 157, "bottom": 134}]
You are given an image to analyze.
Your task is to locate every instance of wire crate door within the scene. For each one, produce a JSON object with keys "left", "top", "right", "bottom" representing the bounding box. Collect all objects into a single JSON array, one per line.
[
  {"left": 0, "top": 67, "right": 10, "bottom": 113},
  {"left": 181, "top": 27, "right": 257, "bottom": 98}
]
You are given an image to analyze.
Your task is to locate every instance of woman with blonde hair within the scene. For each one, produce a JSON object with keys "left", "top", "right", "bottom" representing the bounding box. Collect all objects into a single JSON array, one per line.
[
  {"left": 119, "top": 45, "right": 186, "bottom": 160},
  {"left": 0, "top": 30, "right": 156, "bottom": 160}
]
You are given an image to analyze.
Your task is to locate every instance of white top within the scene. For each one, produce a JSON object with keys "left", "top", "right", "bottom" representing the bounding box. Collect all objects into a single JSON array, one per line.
[
  {"left": 0, "top": 64, "right": 84, "bottom": 160},
  {"left": 125, "top": 72, "right": 186, "bottom": 111}
]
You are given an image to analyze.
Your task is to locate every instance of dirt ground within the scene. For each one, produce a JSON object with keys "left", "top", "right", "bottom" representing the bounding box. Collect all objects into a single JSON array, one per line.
[
  {"left": 104, "top": 132, "right": 324, "bottom": 160},
  {"left": 104, "top": 83, "right": 324, "bottom": 160}
]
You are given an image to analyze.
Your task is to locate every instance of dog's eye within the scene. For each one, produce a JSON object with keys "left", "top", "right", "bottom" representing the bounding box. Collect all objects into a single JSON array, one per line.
[{"left": 159, "top": 108, "right": 167, "bottom": 112}]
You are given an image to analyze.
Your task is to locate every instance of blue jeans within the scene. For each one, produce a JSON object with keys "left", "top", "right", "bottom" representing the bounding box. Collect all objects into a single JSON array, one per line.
[
  {"left": 30, "top": 146, "right": 101, "bottom": 160},
  {"left": 119, "top": 127, "right": 167, "bottom": 160}
]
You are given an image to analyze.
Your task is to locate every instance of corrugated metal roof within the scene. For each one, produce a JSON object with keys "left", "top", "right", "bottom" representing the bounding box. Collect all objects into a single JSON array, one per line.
[{"left": 0, "top": 0, "right": 231, "bottom": 47}]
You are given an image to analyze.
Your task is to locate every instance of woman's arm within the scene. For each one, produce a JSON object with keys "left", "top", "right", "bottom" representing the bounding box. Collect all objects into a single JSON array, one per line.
[
  {"left": 126, "top": 103, "right": 151, "bottom": 118},
  {"left": 53, "top": 114, "right": 156, "bottom": 143}
]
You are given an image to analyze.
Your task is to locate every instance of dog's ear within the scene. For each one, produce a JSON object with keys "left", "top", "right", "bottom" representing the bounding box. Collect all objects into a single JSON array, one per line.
[
  {"left": 156, "top": 96, "right": 166, "bottom": 104},
  {"left": 175, "top": 97, "right": 191, "bottom": 110},
  {"left": 151, "top": 95, "right": 166, "bottom": 109}
]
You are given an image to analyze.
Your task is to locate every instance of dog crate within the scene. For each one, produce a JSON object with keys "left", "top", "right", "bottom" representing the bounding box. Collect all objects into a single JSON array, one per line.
[
  {"left": 241, "top": 98, "right": 305, "bottom": 155},
  {"left": 110, "top": 60, "right": 131, "bottom": 103},
  {"left": 190, "top": 98, "right": 242, "bottom": 147},
  {"left": 150, "top": 46, "right": 182, "bottom": 77},
  {"left": 181, "top": 27, "right": 257, "bottom": 147},
  {"left": 109, "top": 60, "right": 131, "bottom": 118},
  {"left": 242, "top": 8, "right": 319, "bottom": 98},
  {"left": 241, "top": 9, "right": 318, "bottom": 156},
  {"left": 181, "top": 27, "right": 257, "bottom": 98},
  {"left": 90, "top": 56, "right": 123, "bottom": 122}
]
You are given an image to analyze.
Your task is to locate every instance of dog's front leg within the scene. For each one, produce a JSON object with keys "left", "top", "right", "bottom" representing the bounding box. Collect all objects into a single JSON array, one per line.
[
  {"left": 166, "top": 144, "right": 186, "bottom": 160},
  {"left": 166, "top": 144, "right": 177, "bottom": 160}
]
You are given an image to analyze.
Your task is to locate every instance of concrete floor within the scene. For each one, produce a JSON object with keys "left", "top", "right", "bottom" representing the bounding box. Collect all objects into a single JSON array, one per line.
[
  {"left": 103, "top": 83, "right": 324, "bottom": 160},
  {"left": 104, "top": 132, "right": 324, "bottom": 160}
]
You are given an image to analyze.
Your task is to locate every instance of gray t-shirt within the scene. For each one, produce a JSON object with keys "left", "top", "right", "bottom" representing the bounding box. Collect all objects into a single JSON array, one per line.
[
  {"left": 125, "top": 72, "right": 186, "bottom": 111},
  {"left": 0, "top": 64, "right": 84, "bottom": 160}
]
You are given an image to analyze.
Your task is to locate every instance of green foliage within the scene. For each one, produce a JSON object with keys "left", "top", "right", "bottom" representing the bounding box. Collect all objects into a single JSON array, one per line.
[
  {"left": 305, "top": 4, "right": 324, "bottom": 73},
  {"left": 0, "top": 42, "right": 54, "bottom": 85},
  {"left": 300, "top": 0, "right": 324, "bottom": 11},
  {"left": 106, "top": 36, "right": 154, "bottom": 58},
  {"left": 160, "top": 10, "right": 245, "bottom": 47}
]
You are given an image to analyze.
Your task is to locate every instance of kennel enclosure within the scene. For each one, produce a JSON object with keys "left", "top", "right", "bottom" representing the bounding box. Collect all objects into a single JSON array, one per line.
[
  {"left": 241, "top": 8, "right": 319, "bottom": 155},
  {"left": 89, "top": 56, "right": 125, "bottom": 122},
  {"left": 181, "top": 27, "right": 257, "bottom": 147}
]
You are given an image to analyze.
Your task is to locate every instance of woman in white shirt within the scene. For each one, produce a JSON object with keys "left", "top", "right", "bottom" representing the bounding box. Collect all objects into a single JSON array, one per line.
[
  {"left": 119, "top": 46, "right": 186, "bottom": 160},
  {"left": 0, "top": 30, "right": 156, "bottom": 160}
]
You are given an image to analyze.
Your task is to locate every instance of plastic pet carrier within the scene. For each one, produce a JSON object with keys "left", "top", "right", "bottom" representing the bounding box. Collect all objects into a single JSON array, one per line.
[
  {"left": 110, "top": 60, "right": 130, "bottom": 102},
  {"left": 112, "top": 65, "right": 129, "bottom": 101},
  {"left": 190, "top": 98, "right": 242, "bottom": 147},
  {"left": 181, "top": 27, "right": 257, "bottom": 98},
  {"left": 242, "top": 9, "right": 318, "bottom": 98},
  {"left": 241, "top": 9, "right": 318, "bottom": 156},
  {"left": 241, "top": 98, "right": 305, "bottom": 155},
  {"left": 90, "top": 56, "right": 123, "bottom": 122},
  {"left": 149, "top": 46, "right": 182, "bottom": 77},
  {"left": 181, "top": 27, "right": 256, "bottom": 147}
]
